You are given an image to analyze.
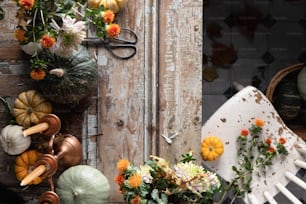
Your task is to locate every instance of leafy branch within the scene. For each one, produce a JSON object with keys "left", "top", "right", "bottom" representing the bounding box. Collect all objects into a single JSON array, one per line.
[{"left": 219, "top": 119, "right": 289, "bottom": 203}]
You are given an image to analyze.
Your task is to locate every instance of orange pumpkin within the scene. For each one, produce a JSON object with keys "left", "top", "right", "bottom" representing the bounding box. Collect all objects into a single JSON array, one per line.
[
  {"left": 14, "top": 150, "right": 44, "bottom": 185},
  {"left": 201, "top": 136, "right": 224, "bottom": 161}
]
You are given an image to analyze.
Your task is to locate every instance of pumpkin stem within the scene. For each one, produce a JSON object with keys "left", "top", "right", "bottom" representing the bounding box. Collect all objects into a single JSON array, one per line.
[
  {"left": 49, "top": 68, "right": 65, "bottom": 78},
  {"left": 73, "top": 191, "right": 79, "bottom": 199},
  {"left": 26, "top": 107, "right": 33, "bottom": 114}
]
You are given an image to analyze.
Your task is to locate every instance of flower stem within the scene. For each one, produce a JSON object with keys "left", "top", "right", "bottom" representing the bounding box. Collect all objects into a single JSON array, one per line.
[
  {"left": 40, "top": 9, "right": 45, "bottom": 26},
  {"left": 219, "top": 180, "right": 235, "bottom": 203},
  {"left": 32, "top": 9, "right": 38, "bottom": 43},
  {"left": 229, "top": 192, "right": 239, "bottom": 204}
]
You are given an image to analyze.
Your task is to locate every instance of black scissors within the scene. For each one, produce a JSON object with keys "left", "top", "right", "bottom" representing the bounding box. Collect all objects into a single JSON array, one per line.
[{"left": 83, "top": 28, "right": 137, "bottom": 60}]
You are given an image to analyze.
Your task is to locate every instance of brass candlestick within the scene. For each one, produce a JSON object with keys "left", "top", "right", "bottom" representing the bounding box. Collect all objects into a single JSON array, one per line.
[
  {"left": 19, "top": 114, "right": 83, "bottom": 204},
  {"left": 38, "top": 191, "right": 60, "bottom": 204},
  {"left": 35, "top": 134, "right": 82, "bottom": 204},
  {"left": 23, "top": 114, "right": 61, "bottom": 137},
  {"left": 38, "top": 176, "right": 60, "bottom": 204},
  {"left": 20, "top": 134, "right": 82, "bottom": 186}
]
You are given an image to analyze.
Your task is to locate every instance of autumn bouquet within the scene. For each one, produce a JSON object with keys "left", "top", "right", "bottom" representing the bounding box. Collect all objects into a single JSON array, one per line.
[
  {"left": 115, "top": 152, "right": 221, "bottom": 204},
  {"left": 14, "top": 0, "right": 121, "bottom": 80}
]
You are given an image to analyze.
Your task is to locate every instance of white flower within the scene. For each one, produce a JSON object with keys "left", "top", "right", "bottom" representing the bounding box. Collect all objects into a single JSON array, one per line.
[
  {"left": 173, "top": 162, "right": 221, "bottom": 196},
  {"left": 50, "top": 16, "right": 86, "bottom": 57},
  {"left": 61, "top": 15, "right": 86, "bottom": 36},
  {"left": 174, "top": 162, "right": 205, "bottom": 182},
  {"left": 137, "top": 165, "right": 153, "bottom": 184},
  {"left": 206, "top": 172, "right": 221, "bottom": 189}
]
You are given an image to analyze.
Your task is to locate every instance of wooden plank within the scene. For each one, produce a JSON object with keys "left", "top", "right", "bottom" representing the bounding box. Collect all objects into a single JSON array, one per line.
[
  {"left": 0, "top": 75, "right": 34, "bottom": 96},
  {"left": 143, "top": 0, "right": 159, "bottom": 158},
  {"left": 158, "top": 0, "right": 203, "bottom": 163},
  {"left": 0, "top": 0, "right": 28, "bottom": 60},
  {"left": 0, "top": 48, "right": 28, "bottom": 60},
  {"left": 96, "top": 1, "right": 147, "bottom": 202}
]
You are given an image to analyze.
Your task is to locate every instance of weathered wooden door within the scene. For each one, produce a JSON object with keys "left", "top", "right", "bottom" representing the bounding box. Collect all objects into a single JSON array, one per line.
[
  {"left": 0, "top": 0, "right": 202, "bottom": 203},
  {"left": 93, "top": 0, "right": 203, "bottom": 201}
]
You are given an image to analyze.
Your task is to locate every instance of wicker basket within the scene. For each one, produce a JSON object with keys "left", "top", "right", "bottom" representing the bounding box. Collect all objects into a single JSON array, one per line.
[{"left": 266, "top": 63, "right": 306, "bottom": 140}]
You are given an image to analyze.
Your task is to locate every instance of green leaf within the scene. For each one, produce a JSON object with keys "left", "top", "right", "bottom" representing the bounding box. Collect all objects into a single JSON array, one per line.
[
  {"left": 0, "top": 96, "right": 16, "bottom": 125},
  {"left": 180, "top": 151, "right": 196, "bottom": 163}
]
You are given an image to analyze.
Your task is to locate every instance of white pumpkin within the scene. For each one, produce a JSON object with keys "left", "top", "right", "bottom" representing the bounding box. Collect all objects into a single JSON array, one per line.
[
  {"left": 56, "top": 165, "right": 110, "bottom": 204},
  {"left": 99, "top": 0, "right": 127, "bottom": 13},
  {"left": 0, "top": 125, "right": 31, "bottom": 155}
]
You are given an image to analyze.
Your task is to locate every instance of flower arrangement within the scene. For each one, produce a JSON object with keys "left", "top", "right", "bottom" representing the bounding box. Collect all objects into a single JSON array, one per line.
[
  {"left": 14, "top": 0, "right": 122, "bottom": 80},
  {"left": 114, "top": 152, "right": 221, "bottom": 204},
  {"left": 219, "top": 118, "right": 289, "bottom": 203}
]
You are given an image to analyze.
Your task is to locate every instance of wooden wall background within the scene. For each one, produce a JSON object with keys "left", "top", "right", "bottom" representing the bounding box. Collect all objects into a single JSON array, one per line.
[{"left": 0, "top": 0, "right": 203, "bottom": 203}]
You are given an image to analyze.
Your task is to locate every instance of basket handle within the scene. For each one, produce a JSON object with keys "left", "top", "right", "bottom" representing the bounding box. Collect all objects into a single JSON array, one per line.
[{"left": 266, "top": 63, "right": 305, "bottom": 101}]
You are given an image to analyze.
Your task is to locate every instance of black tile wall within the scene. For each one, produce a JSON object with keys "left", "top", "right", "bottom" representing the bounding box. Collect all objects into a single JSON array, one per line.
[
  {"left": 204, "top": 0, "right": 306, "bottom": 122},
  {"left": 203, "top": 1, "right": 306, "bottom": 203}
]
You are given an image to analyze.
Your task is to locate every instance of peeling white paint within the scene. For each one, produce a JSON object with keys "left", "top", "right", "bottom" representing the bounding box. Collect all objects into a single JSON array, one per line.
[{"left": 97, "top": 54, "right": 108, "bottom": 66}]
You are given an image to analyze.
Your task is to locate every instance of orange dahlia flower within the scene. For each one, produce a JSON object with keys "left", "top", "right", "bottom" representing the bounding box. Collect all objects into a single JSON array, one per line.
[
  {"left": 40, "top": 34, "right": 56, "bottom": 48},
  {"left": 106, "top": 23, "right": 121, "bottom": 38},
  {"left": 18, "top": 0, "right": 35, "bottom": 10}
]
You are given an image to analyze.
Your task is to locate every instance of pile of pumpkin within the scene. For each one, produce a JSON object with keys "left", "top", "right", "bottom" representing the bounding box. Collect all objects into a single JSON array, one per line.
[{"left": 0, "top": 90, "right": 110, "bottom": 204}]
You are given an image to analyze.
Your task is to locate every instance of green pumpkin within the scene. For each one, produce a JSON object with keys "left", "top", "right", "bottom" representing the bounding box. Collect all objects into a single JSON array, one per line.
[
  {"left": 297, "top": 66, "right": 306, "bottom": 101},
  {"left": 56, "top": 165, "right": 110, "bottom": 204},
  {"left": 37, "top": 45, "right": 98, "bottom": 104}
]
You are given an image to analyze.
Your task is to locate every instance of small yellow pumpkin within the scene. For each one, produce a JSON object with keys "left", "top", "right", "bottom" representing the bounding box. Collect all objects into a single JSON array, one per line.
[
  {"left": 99, "top": 0, "right": 127, "bottom": 13},
  {"left": 13, "top": 90, "right": 52, "bottom": 127},
  {"left": 14, "top": 150, "right": 44, "bottom": 185},
  {"left": 201, "top": 136, "right": 224, "bottom": 161}
]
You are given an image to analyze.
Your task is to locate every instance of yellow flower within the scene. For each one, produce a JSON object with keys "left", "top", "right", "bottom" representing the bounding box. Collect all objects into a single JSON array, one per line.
[
  {"left": 117, "top": 159, "right": 129, "bottom": 172},
  {"left": 128, "top": 174, "right": 142, "bottom": 188},
  {"left": 150, "top": 155, "right": 172, "bottom": 173}
]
